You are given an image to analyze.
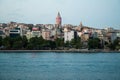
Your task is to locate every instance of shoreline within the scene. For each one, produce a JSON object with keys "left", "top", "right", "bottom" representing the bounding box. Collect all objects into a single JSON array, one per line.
[{"left": 0, "top": 50, "right": 120, "bottom": 53}]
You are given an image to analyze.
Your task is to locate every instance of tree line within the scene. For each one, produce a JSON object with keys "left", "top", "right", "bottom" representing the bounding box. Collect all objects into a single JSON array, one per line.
[
  {"left": 0, "top": 36, "right": 63, "bottom": 50},
  {"left": 0, "top": 36, "right": 82, "bottom": 50},
  {"left": 0, "top": 36, "right": 119, "bottom": 50}
]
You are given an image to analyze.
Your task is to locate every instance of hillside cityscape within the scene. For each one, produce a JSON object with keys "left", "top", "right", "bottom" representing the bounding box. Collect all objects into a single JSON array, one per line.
[{"left": 0, "top": 12, "right": 120, "bottom": 51}]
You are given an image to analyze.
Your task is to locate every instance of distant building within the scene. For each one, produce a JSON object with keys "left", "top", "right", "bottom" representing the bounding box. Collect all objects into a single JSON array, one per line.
[
  {"left": 18, "top": 25, "right": 26, "bottom": 36},
  {"left": 105, "top": 32, "right": 117, "bottom": 43},
  {"left": 42, "top": 29, "right": 51, "bottom": 40},
  {"left": 80, "top": 33, "right": 90, "bottom": 48},
  {"left": 105, "top": 27, "right": 114, "bottom": 32},
  {"left": 56, "top": 12, "right": 62, "bottom": 27},
  {"left": 77, "top": 31, "right": 82, "bottom": 37},
  {"left": 0, "top": 23, "right": 7, "bottom": 28},
  {"left": 9, "top": 28, "right": 21, "bottom": 38},
  {"left": 25, "top": 30, "right": 32, "bottom": 40},
  {"left": 91, "top": 32, "right": 98, "bottom": 38},
  {"left": 111, "top": 32, "right": 117, "bottom": 43},
  {"left": 4, "top": 27, "right": 10, "bottom": 36},
  {"left": 81, "top": 33, "right": 90, "bottom": 42},
  {"left": 0, "top": 30, "right": 5, "bottom": 38},
  {"left": 64, "top": 30, "right": 77, "bottom": 42},
  {"left": 75, "top": 22, "right": 83, "bottom": 31},
  {"left": 9, "top": 22, "right": 17, "bottom": 29},
  {"left": 45, "top": 24, "right": 54, "bottom": 30},
  {"left": 109, "top": 32, "right": 117, "bottom": 43},
  {"left": 31, "top": 27, "right": 41, "bottom": 37},
  {"left": 116, "top": 31, "right": 120, "bottom": 38}
]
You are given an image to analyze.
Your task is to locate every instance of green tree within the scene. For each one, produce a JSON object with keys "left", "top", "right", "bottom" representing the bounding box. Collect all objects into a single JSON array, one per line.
[
  {"left": 75, "top": 37, "right": 82, "bottom": 49},
  {"left": 27, "top": 37, "right": 38, "bottom": 49},
  {"left": 108, "top": 38, "right": 120, "bottom": 50},
  {"left": 70, "top": 37, "right": 82, "bottom": 49},
  {"left": 3, "top": 36, "right": 12, "bottom": 49},
  {"left": 64, "top": 41, "right": 70, "bottom": 47},
  {"left": 12, "top": 36, "right": 23, "bottom": 49},
  {"left": 0, "top": 36, "right": 2, "bottom": 47},
  {"left": 27, "top": 36, "right": 45, "bottom": 50},
  {"left": 12, "top": 41, "right": 23, "bottom": 49},
  {"left": 22, "top": 36, "right": 28, "bottom": 49},
  {"left": 70, "top": 39, "right": 76, "bottom": 48},
  {"left": 55, "top": 38, "right": 64, "bottom": 49},
  {"left": 88, "top": 38, "right": 101, "bottom": 49},
  {"left": 114, "top": 38, "right": 120, "bottom": 50},
  {"left": 46, "top": 40, "right": 56, "bottom": 49}
]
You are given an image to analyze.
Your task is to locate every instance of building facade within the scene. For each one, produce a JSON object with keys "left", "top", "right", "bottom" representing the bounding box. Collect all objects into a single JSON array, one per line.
[{"left": 64, "top": 30, "right": 77, "bottom": 42}]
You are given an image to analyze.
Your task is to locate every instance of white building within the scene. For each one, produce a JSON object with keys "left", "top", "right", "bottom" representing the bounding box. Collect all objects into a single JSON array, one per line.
[
  {"left": 9, "top": 28, "right": 21, "bottom": 37},
  {"left": 110, "top": 32, "right": 117, "bottom": 43},
  {"left": 64, "top": 30, "right": 77, "bottom": 42},
  {"left": 77, "top": 31, "right": 82, "bottom": 37},
  {"left": 42, "top": 30, "right": 51, "bottom": 40},
  {"left": 26, "top": 30, "right": 32, "bottom": 39},
  {"left": 0, "top": 30, "right": 5, "bottom": 38},
  {"left": 31, "top": 27, "right": 41, "bottom": 37},
  {"left": 116, "top": 32, "right": 120, "bottom": 38}
]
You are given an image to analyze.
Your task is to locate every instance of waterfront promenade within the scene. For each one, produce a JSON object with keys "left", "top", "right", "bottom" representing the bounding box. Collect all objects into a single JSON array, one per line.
[{"left": 0, "top": 49, "right": 120, "bottom": 53}]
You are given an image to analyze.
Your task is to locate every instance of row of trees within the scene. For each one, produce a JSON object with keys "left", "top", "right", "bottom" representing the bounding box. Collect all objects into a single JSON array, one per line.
[
  {"left": 0, "top": 36, "right": 64, "bottom": 50},
  {"left": 0, "top": 36, "right": 119, "bottom": 50},
  {"left": 65, "top": 37, "right": 82, "bottom": 49},
  {"left": 106, "top": 38, "right": 120, "bottom": 50},
  {"left": 0, "top": 36, "right": 28, "bottom": 50},
  {"left": 88, "top": 37, "right": 120, "bottom": 50},
  {"left": 0, "top": 36, "right": 82, "bottom": 50},
  {"left": 88, "top": 38, "right": 103, "bottom": 49}
]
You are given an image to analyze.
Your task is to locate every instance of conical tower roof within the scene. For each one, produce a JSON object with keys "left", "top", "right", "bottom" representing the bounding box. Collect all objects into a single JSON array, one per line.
[{"left": 57, "top": 12, "right": 61, "bottom": 17}]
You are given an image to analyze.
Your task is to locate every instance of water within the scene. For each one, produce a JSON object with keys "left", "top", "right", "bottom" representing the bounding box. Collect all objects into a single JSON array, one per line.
[{"left": 0, "top": 52, "right": 120, "bottom": 80}]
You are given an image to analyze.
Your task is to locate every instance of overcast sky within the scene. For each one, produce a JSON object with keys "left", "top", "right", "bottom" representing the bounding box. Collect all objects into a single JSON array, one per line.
[{"left": 0, "top": 0, "right": 120, "bottom": 29}]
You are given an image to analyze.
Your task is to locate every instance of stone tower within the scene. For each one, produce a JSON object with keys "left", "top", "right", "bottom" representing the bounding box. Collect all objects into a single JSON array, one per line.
[{"left": 56, "top": 12, "right": 62, "bottom": 25}]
